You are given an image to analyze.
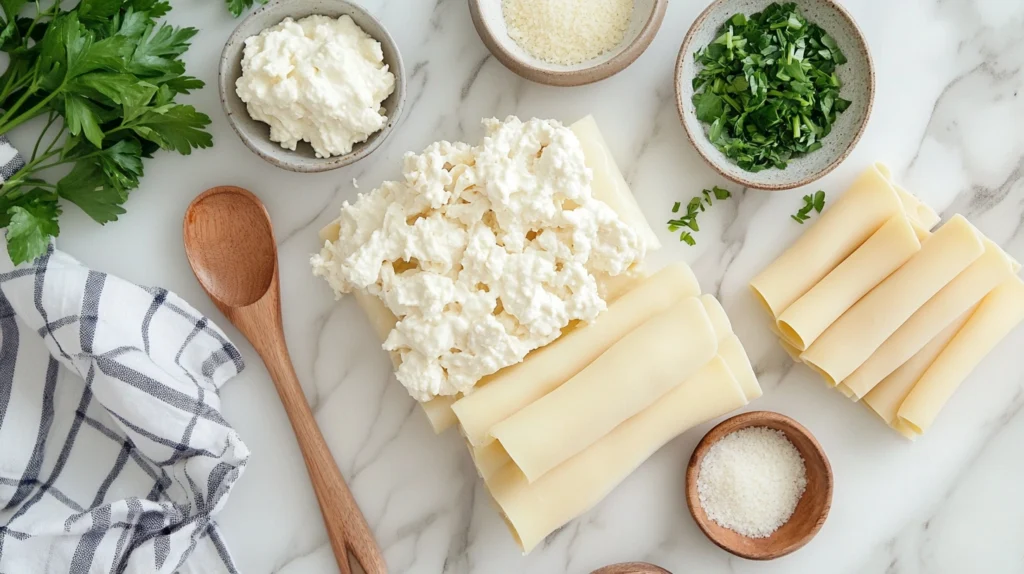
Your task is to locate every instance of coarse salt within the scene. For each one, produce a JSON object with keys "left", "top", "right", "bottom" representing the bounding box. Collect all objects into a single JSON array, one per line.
[
  {"left": 696, "top": 426, "right": 807, "bottom": 538},
  {"left": 502, "top": 0, "right": 634, "bottom": 66}
]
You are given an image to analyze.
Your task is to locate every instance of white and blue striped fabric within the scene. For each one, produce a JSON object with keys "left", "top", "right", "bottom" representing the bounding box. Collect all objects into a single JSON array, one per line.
[
  {"left": 0, "top": 136, "right": 25, "bottom": 184},
  {"left": 0, "top": 212, "right": 250, "bottom": 570}
]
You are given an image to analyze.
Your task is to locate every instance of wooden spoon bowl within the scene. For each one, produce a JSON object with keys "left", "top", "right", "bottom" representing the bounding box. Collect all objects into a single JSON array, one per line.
[{"left": 685, "top": 411, "right": 832, "bottom": 560}]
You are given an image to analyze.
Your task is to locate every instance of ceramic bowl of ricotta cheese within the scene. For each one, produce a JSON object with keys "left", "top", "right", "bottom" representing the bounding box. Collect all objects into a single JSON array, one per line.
[{"left": 220, "top": 0, "right": 406, "bottom": 172}]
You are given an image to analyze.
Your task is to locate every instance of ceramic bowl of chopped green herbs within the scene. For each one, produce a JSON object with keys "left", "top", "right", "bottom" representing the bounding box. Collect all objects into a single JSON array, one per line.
[{"left": 675, "top": 0, "right": 873, "bottom": 191}]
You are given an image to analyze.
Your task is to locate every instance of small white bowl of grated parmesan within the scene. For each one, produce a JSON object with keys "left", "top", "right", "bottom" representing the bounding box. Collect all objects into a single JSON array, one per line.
[{"left": 469, "top": 0, "right": 667, "bottom": 86}]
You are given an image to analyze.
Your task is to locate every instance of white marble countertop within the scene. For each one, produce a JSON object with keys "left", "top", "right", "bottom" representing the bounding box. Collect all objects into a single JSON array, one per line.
[{"left": 17, "top": 0, "right": 1024, "bottom": 572}]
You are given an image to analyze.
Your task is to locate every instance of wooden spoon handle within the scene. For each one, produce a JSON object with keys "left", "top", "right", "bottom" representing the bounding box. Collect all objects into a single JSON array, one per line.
[{"left": 260, "top": 342, "right": 387, "bottom": 574}]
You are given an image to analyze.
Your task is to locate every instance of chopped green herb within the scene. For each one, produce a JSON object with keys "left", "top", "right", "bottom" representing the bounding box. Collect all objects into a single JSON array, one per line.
[
  {"left": 667, "top": 186, "right": 732, "bottom": 245},
  {"left": 791, "top": 190, "right": 826, "bottom": 223},
  {"left": 691, "top": 2, "right": 851, "bottom": 172}
]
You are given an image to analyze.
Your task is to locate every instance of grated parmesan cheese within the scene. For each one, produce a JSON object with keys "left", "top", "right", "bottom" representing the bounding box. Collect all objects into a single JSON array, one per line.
[
  {"left": 696, "top": 426, "right": 807, "bottom": 538},
  {"left": 502, "top": 0, "right": 634, "bottom": 66}
]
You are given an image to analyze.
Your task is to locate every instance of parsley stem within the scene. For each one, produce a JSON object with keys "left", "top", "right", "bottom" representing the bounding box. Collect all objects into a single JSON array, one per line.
[
  {"left": 24, "top": 1, "right": 56, "bottom": 42},
  {"left": 30, "top": 111, "right": 57, "bottom": 161},
  {"left": 0, "top": 86, "right": 63, "bottom": 136},
  {"left": 29, "top": 159, "right": 68, "bottom": 173},
  {"left": 0, "top": 70, "right": 24, "bottom": 105},
  {"left": 1, "top": 147, "right": 62, "bottom": 192},
  {"left": 0, "top": 85, "right": 38, "bottom": 133},
  {"left": 43, "top": 123, "right": 66, "bottom": 158}
]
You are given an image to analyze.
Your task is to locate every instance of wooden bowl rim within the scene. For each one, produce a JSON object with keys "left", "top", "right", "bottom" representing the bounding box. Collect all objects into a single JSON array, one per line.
[
  {"left": 684, "top": 411, "right": 833, "bottom": 560},
  {"left": 673, "top": 0, "right": 875, "bottom": 191},
  {"left": 468, "top": 0, "right": 668, "bottom": 87},
  {"left": 589, "top": 562, "right": 672, "bottom": 574}
]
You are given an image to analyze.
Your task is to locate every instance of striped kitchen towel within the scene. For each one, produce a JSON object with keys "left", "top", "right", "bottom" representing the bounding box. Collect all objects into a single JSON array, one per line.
[
  {"left": 0, "top": 136, "right": 25, "bottom": 184},
  {"left": 0, "top": 243, "right": 249, "bottom": 573}
]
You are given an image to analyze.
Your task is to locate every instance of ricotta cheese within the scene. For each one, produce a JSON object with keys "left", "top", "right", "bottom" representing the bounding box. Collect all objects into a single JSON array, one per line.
[
  {"left": 311, "top": 117, "right": 645, "bottom": 401},
  {"left": 235, "top": 15, "right": 396, "bottom": 159}
]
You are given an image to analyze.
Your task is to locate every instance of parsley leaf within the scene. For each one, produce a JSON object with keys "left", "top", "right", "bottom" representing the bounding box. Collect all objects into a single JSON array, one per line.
[
  {"left": 129, "top": 104, "right": 213, "bottom": 154},
  {"left": 64, "top": 93, "right": 105, "bottom": 146},
  {"left": 0, "top": 0, "right": 27, "bottom": 21},
  {"left": 129, "top": 22, "right": 196, "bottom": 77},
  {"left": 6, "top": 199, "right": 59, "bottom": 262}
]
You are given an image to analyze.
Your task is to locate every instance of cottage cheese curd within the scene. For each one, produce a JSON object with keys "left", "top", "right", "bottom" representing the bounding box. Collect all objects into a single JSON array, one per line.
[
  {"left": 311, "top": 117, "right": 645, "bottom": 401},
  {"left": 236, "top": 15, "right": 395, "bottom": 158}
]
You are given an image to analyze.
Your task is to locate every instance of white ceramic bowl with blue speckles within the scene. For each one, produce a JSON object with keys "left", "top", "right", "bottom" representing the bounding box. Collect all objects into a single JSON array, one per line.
[{"left": 675, "top": 0, "right": 874, "bottom": 191}]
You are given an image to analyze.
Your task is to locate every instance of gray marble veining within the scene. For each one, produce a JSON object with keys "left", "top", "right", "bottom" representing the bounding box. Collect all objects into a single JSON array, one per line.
[{"left": 29, "top": 0, "right": 1024, "bottom": 572}]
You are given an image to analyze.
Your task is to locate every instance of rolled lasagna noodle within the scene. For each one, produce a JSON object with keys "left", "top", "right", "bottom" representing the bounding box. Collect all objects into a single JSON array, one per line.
[
  {"left": 570, "top": 115, "right": 661, "bottom": 251},
  {"left": 472, "top": 303, "right": 754, "bottom": 481},
  {"left": 777, "top": 214, "right": 922, "bottom": 350},
  {"left": 801, "top": 215, "right": 985, "bottom": 386},
  {"left": 596, "top": 267, "right": 649, "bottom": 303},
  {"left": 779, "top": 338, "right": 803, "bottom": 362},
  {"left": 896, "top": 276, "right": 1024, "bottom": 437},
  {"left": 491, "top": 298, "right": 719, "bottom": 483},
  {"left": 699, "top": 293, "right": 733, "bottom": 340},
  {"left": 750, "top": 164, "right": 912, "bottom": 318},
  {"left": 868, "top": 163, "right": 941, "bottom": 231},
  {"left": 862, "top": 309, "right": 974, "bottom": 427},
  {"left": 843, "top": 237, "right": 1016, "bottom": 399},
  {"left": 720, "top": 335, "right": 763, "bottom": 401},
  {"left": 488, "top": 356, "right": 748, "bottom": 553},
  {"left": 895, "top": 184, "right": 940, "bottom": 231},
  {"left": 418, "top": 395, "right": 456, "bottom": 432},
  {"left": 470, "top": 440, "right": 510, "bottom": 482},
  {"left": 765, "top": 321, "right": 803, "bottom": 362},
  {"left": 453, "top": 263, "right": 700, "bottom": 446}
]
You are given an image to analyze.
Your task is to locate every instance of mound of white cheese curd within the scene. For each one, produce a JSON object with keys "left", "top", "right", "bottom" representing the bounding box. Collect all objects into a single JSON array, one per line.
[
  {"left": 235, "top": 15, "right": 395, "bottom": 159},
  {"left": 311, "top": 117, "right": 645, "bottom": 401}
]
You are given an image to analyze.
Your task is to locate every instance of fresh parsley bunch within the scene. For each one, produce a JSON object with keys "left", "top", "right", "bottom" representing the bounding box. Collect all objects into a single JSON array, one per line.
[
  {"left": 692, "top": 2, "right": 851, "bottom": 172},
  {"left": 0, "top": 0, "right": 213, "bottom": 264}
]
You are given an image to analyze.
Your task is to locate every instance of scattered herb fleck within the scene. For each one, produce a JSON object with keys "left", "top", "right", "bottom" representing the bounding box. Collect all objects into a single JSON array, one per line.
[
  {"left": 667, "top": 186, "right": 732, "bottom": 245},
  {"left": 691, "top": 2, "right": 851, "bottom": 172},
  {"left": 791, "top": 190, "right": 826, "bottom": 223}
]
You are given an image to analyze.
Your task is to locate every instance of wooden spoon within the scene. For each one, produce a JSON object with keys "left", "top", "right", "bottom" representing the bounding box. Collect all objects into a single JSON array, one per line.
[
  {"left": 590, "top": 562, "right": 672, "bottom": 574},
  {"left": 183, "top": 186, "right": 386, "bottom": 574}
]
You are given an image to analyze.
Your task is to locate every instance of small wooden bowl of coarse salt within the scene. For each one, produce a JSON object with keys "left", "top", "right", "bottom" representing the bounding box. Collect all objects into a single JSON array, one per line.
[
  {"left": 468, "top": 0, "right": 668, "bottom": 87},
  {"left": 685, "top": 411, "right": 833, "bottom": 560}
]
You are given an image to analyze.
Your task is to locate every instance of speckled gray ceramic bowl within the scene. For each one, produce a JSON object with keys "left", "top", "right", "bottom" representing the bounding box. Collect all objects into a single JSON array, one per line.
[
  {"left": 219, "top": 0, "right": 405, "bottom": 173},
  {"left": 676, "top": 0, "right": 873, "bottom": 191}
]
